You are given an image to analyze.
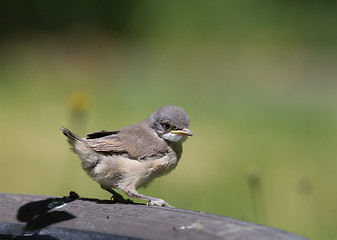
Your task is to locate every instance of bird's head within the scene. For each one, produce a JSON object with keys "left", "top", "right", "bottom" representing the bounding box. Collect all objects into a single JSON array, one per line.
[{"left": 147, "top": 105, "right": 193, "bottom": 143}]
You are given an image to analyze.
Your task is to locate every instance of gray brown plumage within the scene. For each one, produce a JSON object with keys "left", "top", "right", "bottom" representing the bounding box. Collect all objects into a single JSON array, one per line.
[{"left": 61, "top": 105, "right": 192, "bottom": 207}]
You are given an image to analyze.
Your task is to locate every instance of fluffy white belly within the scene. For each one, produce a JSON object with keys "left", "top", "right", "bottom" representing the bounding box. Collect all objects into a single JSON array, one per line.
[{"left": 91, "top": 153, "right": 178, "bottom": 191}]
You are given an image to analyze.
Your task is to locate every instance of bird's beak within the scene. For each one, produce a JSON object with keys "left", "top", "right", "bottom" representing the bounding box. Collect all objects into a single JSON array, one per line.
[{"left": 170, "top": 128, "right": 193, "bottom": 136}]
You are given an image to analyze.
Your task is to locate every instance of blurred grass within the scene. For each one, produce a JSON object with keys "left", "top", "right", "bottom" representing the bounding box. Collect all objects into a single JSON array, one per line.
[
  {"left": 1, "top": 40, "right": 337, "bottom": 240},
  {"left": 1, "top": 1, "right": 337, "bottom": 239}
]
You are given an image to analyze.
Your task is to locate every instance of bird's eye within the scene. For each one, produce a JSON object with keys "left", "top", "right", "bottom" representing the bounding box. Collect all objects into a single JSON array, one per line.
[{"left": 162, "top": 123, "right": 172, "bottom": 131}]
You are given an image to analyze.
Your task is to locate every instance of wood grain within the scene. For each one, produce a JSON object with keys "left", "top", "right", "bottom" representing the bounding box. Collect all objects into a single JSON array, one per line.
[{"left": 0, "top": 193, "right": 309, "bottom": 240}]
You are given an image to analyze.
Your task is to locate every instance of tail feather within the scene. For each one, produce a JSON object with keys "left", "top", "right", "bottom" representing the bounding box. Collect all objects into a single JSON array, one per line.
[
  {"left": 61, "top": 126, "right": 98, "bottom": 170},
  {"left": 60, "top": 126, "right": 82, "bottom": 146},
  {"left": 61, "top": 126, "right": 81, "bottom": 141}
]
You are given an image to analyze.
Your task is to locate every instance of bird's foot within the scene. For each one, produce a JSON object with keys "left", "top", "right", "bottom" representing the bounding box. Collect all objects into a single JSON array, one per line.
[
  {"left": 111, "top": 193, "right": 133, "bottom": 204},
  {"left": 101, "top": 185, "right": 134, "bottom": 204},
  {"left": 124, "top": 190, "right": 173, "bottom": 207},
  {"left": 147, "top": 199, "right": 173, "bottom": 207}
]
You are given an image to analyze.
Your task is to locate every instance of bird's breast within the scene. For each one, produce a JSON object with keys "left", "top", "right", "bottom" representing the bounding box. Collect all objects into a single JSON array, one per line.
[
  {"left": 136, "top": 152, "right": 178, "bottom": 189},
  {"left": 150, "top": 152, "right": 178, "bottom": 174},
  {"left": 93, "top": 150, "right": 179, "bottom": 190}
]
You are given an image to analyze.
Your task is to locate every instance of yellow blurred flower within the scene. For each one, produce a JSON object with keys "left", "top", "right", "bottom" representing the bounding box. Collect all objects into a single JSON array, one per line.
[{"left": 68, "top": 91, "right": 90, "bottom": 113}]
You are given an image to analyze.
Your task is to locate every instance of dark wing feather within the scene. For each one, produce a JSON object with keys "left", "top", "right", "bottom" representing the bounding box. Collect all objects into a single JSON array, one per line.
[{"left": 86, "top": 130, "right": 119, "bottom": 139}]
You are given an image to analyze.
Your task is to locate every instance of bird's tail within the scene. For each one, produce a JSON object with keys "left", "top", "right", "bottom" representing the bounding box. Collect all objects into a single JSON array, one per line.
[
  {"left": 60, "top": 126, "right": 92, "bottom": 156},
  {"left": 60, "top": 126, "right": 82, "bottom": 146},
  {"left": 60, "top": 126, "right": 98, "bottom": 169}
]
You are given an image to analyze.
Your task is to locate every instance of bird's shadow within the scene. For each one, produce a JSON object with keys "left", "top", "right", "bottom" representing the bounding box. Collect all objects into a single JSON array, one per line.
[
  {"left": 17, "top": 195, "right": 76, "bottom": 231},
  {"left": 67, "top": 190, "right": 144, "bottom": 205},
  {"left": 9, "top": 191, "right": 142, "bottom": 239},
  {"left": 16, "top": 191, "right": 141, "bottom": 231}
]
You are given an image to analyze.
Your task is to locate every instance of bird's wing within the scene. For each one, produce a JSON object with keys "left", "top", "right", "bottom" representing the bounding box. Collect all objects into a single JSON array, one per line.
[
  {"left": 86, "top": 126, "right": 168, "bottom": 160},
  {"left": 86, "top": 130, "right": 127, "bottom": 153},
  {"left": 86, "top": 130, "right": 119, "bottom": 139}
]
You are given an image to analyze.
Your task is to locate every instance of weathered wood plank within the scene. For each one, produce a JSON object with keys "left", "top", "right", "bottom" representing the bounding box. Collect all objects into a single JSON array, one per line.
[{"left": 0, "top": 193, "right": 309, "bottom": 240}]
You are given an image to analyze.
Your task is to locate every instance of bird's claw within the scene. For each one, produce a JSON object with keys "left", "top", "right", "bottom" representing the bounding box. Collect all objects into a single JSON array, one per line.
[
  {"left": 111, "top": 194, "right": 133, "bottom": 204},
  {"left": 147, "top": 199, "right": 173, "bottom": 207}
]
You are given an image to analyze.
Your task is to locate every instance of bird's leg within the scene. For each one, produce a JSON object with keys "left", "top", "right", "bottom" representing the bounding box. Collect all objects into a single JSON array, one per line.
[
  {"left": 125, "top": 189, "right": 173, "bottom": 207},
  {"left": 100, "top": 185, "right": 133, "bottom": 203}
]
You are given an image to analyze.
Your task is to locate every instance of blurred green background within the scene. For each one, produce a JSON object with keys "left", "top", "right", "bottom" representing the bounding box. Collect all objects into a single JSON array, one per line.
[{"left": 1, "top": 1, "right": 337, "bottom": 239}]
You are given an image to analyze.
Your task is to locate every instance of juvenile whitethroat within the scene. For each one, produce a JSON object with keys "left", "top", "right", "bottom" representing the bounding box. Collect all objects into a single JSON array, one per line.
[{"left": 61, "top": 105, "right": 192, "bottom": 207}]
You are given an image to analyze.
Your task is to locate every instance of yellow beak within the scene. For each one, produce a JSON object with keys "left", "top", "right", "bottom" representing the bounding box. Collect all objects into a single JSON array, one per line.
[{"left": 170, "top": 128, "right": 193, "bottom": 136}]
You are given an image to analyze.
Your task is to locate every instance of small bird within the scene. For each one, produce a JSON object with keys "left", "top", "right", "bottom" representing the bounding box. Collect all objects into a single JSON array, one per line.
[{"left": 61, "top": 105, "right": 192, "bottom": 207}]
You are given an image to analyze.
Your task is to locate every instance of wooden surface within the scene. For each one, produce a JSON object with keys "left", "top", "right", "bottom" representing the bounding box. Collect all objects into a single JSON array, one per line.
[{"left": 0, "top": 193, "right": 309, "bottom": 240}]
